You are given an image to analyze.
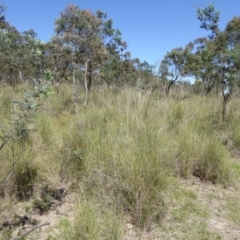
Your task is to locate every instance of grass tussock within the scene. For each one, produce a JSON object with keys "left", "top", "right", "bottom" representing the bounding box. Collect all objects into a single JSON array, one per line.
[
  {"left": 174, "top": 130, "right": 231, "bottom": 185},
  {"left": 1, "top": 83, "right": 240, "bottom": 238},
  {"left": 50, "top": 199, "right": 124, "bottom": 240}
]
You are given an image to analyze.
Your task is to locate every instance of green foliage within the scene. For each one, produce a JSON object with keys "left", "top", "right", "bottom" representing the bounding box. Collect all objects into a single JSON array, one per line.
[
  {"left": 2, "top": 85, "right": 240, "bottom": 239},
  {"left": 0, "top": 77, "right": 50, "bottom": 196},
  {"left": 0, "top": 77, "right": 50, "bottom": 148},
  {"left": 159, "top": 47, "right": 191, "bottom": 96},
  {"left": 194, "top": 4, "right": 240, "bottom": 121},
  {"left": 3, "top": 3, "right": 240, "bottom": 238},
  {"left": 0, "top": 14, "right": 46, "bottom": 82},
  {"left": 197, "top": 3, "right": 220, "bottom": 39},
  {"left": 0, "top": 4, "right": 6, "bottom": 23}
]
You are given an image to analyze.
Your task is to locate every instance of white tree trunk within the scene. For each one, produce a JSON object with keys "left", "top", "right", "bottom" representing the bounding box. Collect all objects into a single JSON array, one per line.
[
  {"left": 72, "top": 62, "right": 77, "bottom": 108},
  {"left": 84, "top": 60, "right": 89, "bottom": 106}
]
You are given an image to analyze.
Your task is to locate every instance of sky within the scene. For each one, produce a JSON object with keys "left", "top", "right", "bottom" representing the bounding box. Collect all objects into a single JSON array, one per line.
[{"left": 1, "top": 0, "right": 240, "bottom": 66}]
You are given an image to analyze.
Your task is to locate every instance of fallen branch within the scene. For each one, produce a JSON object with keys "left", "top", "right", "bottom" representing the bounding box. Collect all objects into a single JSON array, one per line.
[{"left": 11, "top": 222, "right": 50, "bottom": 240}]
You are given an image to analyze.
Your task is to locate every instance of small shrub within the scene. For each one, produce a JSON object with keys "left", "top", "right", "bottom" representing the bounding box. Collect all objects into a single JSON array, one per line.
[
  {"left": 13, "top": 160, "right": 38, "bottom": 200},
  {"left": 0, "top": 77, "right": 50, "bottom": 195}
]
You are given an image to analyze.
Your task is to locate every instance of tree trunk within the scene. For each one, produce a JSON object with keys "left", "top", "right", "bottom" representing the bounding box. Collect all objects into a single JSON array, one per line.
[
  {"left": 84, "top": 60, "right": 89, "bottom": 106},
  {"left": 19, "top": 71, "right": 24, "bottom": 83},
  {"left": 222, "top": 87, "right": 230, "bottom": 123},
  {"left": 72, "top": 61, "right": 77, "bottom": 108},
  {"left": 222, "top": 97, "right": 227, "bottom": 123},
  {"left": 87, "top": 60, "right": 92, "bottom": 90},
  {"left": 166, "top": 81, "right": 174, "bottom": 97}
]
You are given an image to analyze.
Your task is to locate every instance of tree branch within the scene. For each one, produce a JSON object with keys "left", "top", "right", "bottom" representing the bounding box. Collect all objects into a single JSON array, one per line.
[{"left": 11, "top": 222, "right": 50, "bottom": 240}]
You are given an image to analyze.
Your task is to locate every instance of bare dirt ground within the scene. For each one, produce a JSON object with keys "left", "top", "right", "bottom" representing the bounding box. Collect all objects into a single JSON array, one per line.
[
  {"left": 0, "top": 192, "right": 76, "bottom": 240},
  {"left": 124, "top": 178, "right": 240, "bottom": 240},
  {"left": 1, "top": 164, "right": 240, "bottom": 239},
  {"left": 185, "top": 179, "right": 240, "bottom": 240}
]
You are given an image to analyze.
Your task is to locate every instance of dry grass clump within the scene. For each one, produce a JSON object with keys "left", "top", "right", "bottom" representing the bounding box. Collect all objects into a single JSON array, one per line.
[
  {"left": 49, "top": 199, "right": 124, "bottom": 240},
  {"left": 0, "top": 143, "right": 38, "bottom": 200},
  {"left": 1, "top": 83, "right": 240, "bottom": 239},
  {"left": 46, "top": 83, "right": 74, "bottom": 116},
  {"left": 174, "top": 131, "right": 231, "bottom": 185},
  {"left": 78, "top": 89, "right": 170, "bottom": 229}
]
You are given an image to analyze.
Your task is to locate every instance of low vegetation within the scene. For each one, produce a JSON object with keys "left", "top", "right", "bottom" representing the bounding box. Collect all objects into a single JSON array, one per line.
[
  {"left": 1, "top": 2, "right": 240, "bottom": 239},
  {"left": 1, "top": 83, "right": 240, "bottom": 239}
]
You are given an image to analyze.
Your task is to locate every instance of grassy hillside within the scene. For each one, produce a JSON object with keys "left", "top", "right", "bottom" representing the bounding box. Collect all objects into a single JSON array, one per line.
[{"left": 1, "top": 83, "right": 240, "bottom": 239}]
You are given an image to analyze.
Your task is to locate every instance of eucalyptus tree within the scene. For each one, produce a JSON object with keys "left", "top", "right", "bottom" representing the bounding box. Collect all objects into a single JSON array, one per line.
[
  {"left": 53, "top": 4, "right": 117, "bottom": 105},
  {"left": 185, "top": 37, "right": 220, "bottom": 95},
  {"left": 0, "top": 6, "right": 45, "bottom": 85},
  {"left": 197, "top": 4, "right": 240, "bottom": 121},
  {"left": 0, "top": 5, "right": 23, "bottom": 84},
  {"left": 45, "top": 40, "right": 72, "bottom": 84},
  {"left": 160, "top": 47, "right": 191, "bottom": 96},
  {"left": 21, "top": 29, "right": 46, "bottom": 80},
  {"left": 197, "top": 3, "right": 220, "bottom": 40},
  {"left": 225, "top": 17, "right": 240, "bottom": 49},
  {"left": 101, "top": 34, "right": 131, "bottom": 86},
  {"left": 0, "top": 4, "right": 6, "bottom": 23},
  {"left": 0, "top": 20, "right": 23, "bottom": 87},
  {"left": 221, "top": 17, "right": 240, "bottom": 121},
  {"left": 138, "top": 61, "right": 154, "bottom": 79}
]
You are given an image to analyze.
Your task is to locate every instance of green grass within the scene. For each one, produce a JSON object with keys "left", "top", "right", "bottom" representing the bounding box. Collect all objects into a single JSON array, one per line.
[
  {"left": 1, "top": 83, "right": 240, "bottom": 239},
  {"left": 49, "top": 199, "right": 124, "bottom": 240}
]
